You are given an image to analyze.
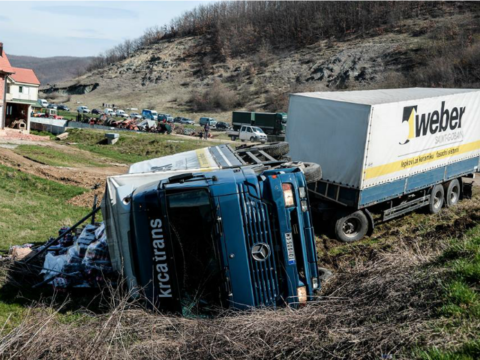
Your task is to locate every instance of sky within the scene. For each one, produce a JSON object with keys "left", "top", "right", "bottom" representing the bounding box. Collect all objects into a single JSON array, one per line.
[{"left": 0, "top": 1, "right": 207, "bottom": 57}]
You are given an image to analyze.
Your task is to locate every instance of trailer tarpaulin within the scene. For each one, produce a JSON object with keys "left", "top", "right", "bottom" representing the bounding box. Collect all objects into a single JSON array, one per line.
[
  {"left": 128, "top": 147, "right": 220, "bottom": 174},
  {"left": 287, "top": 88, "right": 480, "bottom": 190}
]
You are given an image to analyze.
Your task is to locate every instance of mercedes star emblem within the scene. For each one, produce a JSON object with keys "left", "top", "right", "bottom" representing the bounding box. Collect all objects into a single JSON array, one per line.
[{"left": 251, "top": 243, "right": 271, "bottom": 262}]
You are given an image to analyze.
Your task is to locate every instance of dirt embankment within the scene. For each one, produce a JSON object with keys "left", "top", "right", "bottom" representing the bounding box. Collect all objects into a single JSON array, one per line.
[{"left": 0, "top": 144, "right": 126, "bottom": 207}]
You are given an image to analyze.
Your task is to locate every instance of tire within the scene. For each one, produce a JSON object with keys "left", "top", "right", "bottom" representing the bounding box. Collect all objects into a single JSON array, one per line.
[
  {"left": 317, "top": 267, "right": 333, "bottom": 281},
  {"left": 429, "top": 184, "right": 444, "bottom": 214},
  {"left": 334, "top": 210, "right": 369, "bottom": 242},
  {"left": 250, "top": 136, "right": 256, "bottom": 142},
  {"left": 302, "top": 162, "right": 322, "bottom": 183},
  {"left": 445, "top": 179, "right": 461, "bottom": 208},
  {"left": 251, "top": 142, "right": 289, "bottom": 158}
]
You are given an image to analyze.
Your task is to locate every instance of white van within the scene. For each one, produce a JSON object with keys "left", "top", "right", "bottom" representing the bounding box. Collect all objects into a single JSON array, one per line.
[
  {"left": 37, "top": 99, "right": 49, "bottom": 108},
  {"left": 116, "top": 109, "right": 128, "bottom": 118},
  {"left": 77, "top": 106, "right": 90, "bottom": 113}
]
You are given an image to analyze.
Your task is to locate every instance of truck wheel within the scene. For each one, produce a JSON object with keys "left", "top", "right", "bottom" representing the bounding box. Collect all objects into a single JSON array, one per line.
[
  {"left": 317, "top": 267, "right": 333, "bottom": 281},
  {"left": 302, "top": 162, "right": 322, "bottom": 183},
  {"left": 250, "top": 136, "right": 256, "bottom": 142},
  {"left": 252, "top": 142, "right": 289, "bottom": 158},
  {"left": 429, "top": 184, "right": 444, "bottom": 214},
  {"left": 445, "top": 179, "right": 461, "bottom": 207},
  {"left": 334, "top": 210, "right": 369, "bottom": 242}
]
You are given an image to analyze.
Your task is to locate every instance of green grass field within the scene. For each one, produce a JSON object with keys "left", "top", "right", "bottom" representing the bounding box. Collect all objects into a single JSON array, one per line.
[
  {"left": 0, "top": 164, "right": 88, "bottom": 249},
  {"left": 416, "top": 225, "right": 480, "bottom": 359},
  {"left": 14, "top": 145, "right": 110, "bottom": 168},
  {"left": 62, "top": 128, "right": 222, "bottom": 164}
]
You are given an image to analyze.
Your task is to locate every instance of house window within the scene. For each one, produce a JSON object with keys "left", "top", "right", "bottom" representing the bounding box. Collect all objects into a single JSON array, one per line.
[{"left": 19, "top": 86, "right": 23, "bottom": 93}]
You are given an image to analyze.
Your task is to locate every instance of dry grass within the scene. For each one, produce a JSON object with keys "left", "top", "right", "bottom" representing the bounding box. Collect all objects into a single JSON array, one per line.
[
  {"left": 0, "top": 239, "right": 453, "bottom": 359},
  {"left": 0, "top": 190, "right": 478, "bottom": 359}
]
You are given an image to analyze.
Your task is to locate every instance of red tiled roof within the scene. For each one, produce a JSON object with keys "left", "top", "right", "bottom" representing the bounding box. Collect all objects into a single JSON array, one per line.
[
  {"left": 0, "top": 49, "right": 14, "bottom": 73},
  {"left": 10, "top": 67, "right": 40, "bottom": 85},
  {"left": 0, "top": 49, "right": 40, "bottom": 84}
]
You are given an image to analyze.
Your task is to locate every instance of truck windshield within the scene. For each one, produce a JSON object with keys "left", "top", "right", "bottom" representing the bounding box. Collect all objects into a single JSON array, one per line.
[
  {"left": 166, "top": 188, "right": 224, "bottom": 314},
  {"left": 253, "top": 127, "right": 265, "bottom": 134}
]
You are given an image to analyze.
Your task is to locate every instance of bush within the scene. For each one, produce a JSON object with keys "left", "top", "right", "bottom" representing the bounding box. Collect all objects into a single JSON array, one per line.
[
  {"left": 190, "top": 80, "right": 237, "bottom": 111},
  {"left": 410, "top": 41, "right": 480, "bottom": 88}
]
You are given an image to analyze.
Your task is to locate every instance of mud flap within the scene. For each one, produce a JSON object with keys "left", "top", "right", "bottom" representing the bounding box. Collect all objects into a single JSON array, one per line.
[{"left": 363, "top": 208, "right": 375, "bottom": 237}]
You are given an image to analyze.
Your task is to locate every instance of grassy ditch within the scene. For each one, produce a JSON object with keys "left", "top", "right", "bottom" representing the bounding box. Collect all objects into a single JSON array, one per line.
[
  {"left": 62, "top": 128, "right": 222, "bottom": 164},
  {"left": 416, "top": 225, "right": 480, "bottom": 360}
]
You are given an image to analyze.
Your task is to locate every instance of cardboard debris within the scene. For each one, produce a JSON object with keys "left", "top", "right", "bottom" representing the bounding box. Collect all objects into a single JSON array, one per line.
[{"left": 11, "top": 247, "right": 32, "bottom": 261}]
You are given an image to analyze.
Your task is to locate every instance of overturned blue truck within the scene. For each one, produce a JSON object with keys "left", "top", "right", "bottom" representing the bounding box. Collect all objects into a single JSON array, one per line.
[{"left": 103, "top": 143, "right": 323, "bottom": 314}]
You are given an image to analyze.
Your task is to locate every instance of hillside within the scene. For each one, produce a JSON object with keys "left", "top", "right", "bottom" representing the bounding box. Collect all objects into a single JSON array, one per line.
[
  {"left": 40, "top": 4, "right": 480, "bottom": 122},
  {"left": 8, "top": 55, "right": 93, "bottom": 84}
]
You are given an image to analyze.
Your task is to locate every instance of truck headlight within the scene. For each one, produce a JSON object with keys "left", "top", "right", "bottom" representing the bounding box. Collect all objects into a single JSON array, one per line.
[
  {"left": 301, "top": 200, "right": 308, "bottom": 212},
  {"left": 312, "top": 277, "right": 319, "bottom": 290},
  {"left": 299, "top": 186, "right": 306, "bottom": 198},
  {"left": 282, "top": 183, "right": 295, "bottom": 207},
  {"left": 297, "top": 286, "right": 307, "bottom": 305}
]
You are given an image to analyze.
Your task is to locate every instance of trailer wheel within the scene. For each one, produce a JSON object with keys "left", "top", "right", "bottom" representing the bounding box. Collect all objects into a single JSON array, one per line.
[
  {"left": 429, "top": 184, "right": 444, "bottom": 214},
  {"left": 334, "top": 210, "right": 369, "bottom": 242},
  {"left": 445, "top": 179, "right": 461, "bottom": 207}
]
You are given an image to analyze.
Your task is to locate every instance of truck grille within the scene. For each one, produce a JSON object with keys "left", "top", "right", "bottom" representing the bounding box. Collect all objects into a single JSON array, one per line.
[{"left": 238, "top": 185, "right": 280, "bottom": 306}]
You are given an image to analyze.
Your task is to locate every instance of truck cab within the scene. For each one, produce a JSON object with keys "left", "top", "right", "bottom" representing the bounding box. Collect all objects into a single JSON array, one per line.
[
  {"left": 104, "top": 145, "right": 320, "bottom": 315},
  {"left": 142, "top": 109, "right": 158, "bottom": 121}
]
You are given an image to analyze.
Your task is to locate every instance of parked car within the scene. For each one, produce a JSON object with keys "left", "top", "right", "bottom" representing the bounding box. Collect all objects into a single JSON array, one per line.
[
  {"left": 174, "top": 117, "right": 194, "bottom": 125},
  {"left": 215, "top": 121, "right": 230, "bottom": 130},
  {"left": 57, "top": 104, "right": 70, "bottom": 111},
  {"left": 158, "top": 113, "right": 174, "bottom": 123},
  {"left": 116, "top": 109, "right": 128, "bottom": 118},
  {"left": 91, "top": 109, "right": 101, "bottom": 115},
  {"left": 47, "top": 104, "right": 57, "bottom": 109},
  {"left": 130, "top": 113, "right": 142, "bottom": 120},
  {"left": 199, "top": 117, "right": 217, "bottom": 127},
  {"left": 104, "top": 108, "right": 115, "bottom": 116},
  {"left": 77, "top": 106, "right": 90, "bottom": 113},
  {"left": 37, "top": 99, "right": 49, "bottom": 108},
  {"left": 142, "top": 109, "right": 158, "bottom": 120}
]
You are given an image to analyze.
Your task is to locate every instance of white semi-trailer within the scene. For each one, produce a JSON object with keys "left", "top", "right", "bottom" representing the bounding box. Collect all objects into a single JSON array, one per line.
[{"left": 287, "top": 88, "right": 480, "bottom": 242}]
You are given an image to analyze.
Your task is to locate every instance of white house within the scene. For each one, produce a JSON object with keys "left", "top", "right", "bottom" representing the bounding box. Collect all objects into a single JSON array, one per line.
[{"left": 0, "top": 42, "right": 40, "bottom": 133}]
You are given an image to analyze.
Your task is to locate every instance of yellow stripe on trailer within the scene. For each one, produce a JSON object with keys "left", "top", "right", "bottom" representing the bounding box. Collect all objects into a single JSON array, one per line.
[
  {"left": 196, "top": 148, "right": 212, "bottom": 168},
  {"left": 364, "top": 140, "right": 480, "bottom": 180}
]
